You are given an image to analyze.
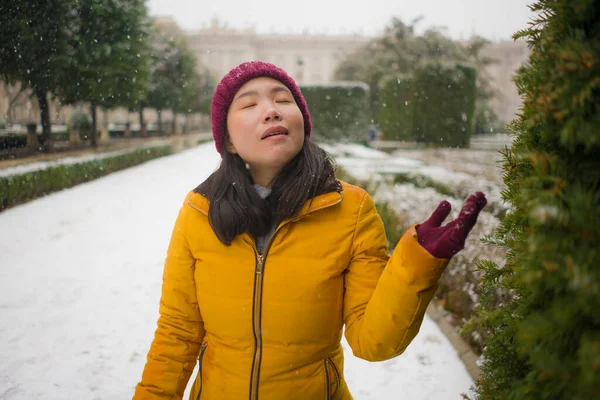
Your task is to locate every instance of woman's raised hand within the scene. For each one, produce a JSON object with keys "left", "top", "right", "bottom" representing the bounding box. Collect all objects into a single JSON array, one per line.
[{"left": 415, "top": 192, "right": 487, "bottom": 259}]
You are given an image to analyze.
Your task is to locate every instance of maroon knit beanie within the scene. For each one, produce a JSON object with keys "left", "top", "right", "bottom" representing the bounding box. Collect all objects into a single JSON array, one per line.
[{"left": 211, "top": 61, "right": 312, "bottom": 154}]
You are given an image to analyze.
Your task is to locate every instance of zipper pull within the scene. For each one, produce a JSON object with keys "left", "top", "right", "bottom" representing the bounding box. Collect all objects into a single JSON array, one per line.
[
  {"left": 198, "top": 342, "right": 208, "bottom": 359},
  {"left": 256, "top": 254, "right": 264, "bottom": 274}
]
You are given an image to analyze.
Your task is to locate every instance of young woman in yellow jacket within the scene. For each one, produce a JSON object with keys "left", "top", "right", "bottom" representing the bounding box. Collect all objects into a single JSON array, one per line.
[{"left": 134, "top": 61, "right": 487, "bottom": 400}]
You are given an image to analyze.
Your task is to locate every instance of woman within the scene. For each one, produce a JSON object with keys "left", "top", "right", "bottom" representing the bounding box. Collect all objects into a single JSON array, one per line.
[{"left": 134, "top": 61, "right": 487, "bottom": 400}]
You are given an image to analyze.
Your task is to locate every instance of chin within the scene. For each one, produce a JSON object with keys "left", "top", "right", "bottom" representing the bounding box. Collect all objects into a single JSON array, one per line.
[{"left": 263, "top": 150, "right": 300, "bottom": 170}]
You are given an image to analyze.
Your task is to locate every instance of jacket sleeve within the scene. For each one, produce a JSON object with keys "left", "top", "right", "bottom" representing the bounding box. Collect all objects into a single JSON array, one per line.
[
  {"left": 343, "top": 192, "right": 448, "bottom": 362},
  {"left": 134, "top": 202, "right": 206, "bottom": 399}
]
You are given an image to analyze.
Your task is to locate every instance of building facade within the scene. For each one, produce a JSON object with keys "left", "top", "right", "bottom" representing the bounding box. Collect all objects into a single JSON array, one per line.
[
  {"left": 185, "top": 24, "right": 370, "bottom": 85},
  {"left": 186, "top": 19, "right": 530, "bottom": 124}
]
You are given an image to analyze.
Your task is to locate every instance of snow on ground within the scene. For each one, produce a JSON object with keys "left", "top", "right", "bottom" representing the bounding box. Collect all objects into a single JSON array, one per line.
[
  {"left": 323, "top": 141, "right": 507, "bottom": 216},
  {"left": 391, "top": 140, "right": 508, "bottom": 186},
  {"left": 0, "top": 142, "right": 474, "bottom": 399},
  {"left": 321, "top": 142, "right": 421, "bottom": 181}
]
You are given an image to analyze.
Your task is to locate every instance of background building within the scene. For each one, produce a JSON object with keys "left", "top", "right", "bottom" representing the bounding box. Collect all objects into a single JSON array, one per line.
[
  {"left": 185, "top": 19, "right": 370, "bottom": 85},
  {"left": 186, "top": 18, "right": 530, "bottom": 124}
]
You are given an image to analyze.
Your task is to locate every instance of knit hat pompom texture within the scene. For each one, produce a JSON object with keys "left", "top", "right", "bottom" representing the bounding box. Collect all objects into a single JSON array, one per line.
[{"left": 211, "top": 61, "right": 312, "bottom": 154}]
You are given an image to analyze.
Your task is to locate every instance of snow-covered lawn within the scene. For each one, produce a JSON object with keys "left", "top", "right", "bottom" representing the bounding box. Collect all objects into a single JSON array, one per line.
[
  {"left": 322, "top": 140, "right": 507, "bottom": 219},
  {"left": 0, "top": 142, "right": 475, "bottom": 399}
]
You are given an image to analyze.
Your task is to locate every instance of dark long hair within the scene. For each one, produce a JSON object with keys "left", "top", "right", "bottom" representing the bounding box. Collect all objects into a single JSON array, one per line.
[{"left": 195, "top": 138, "right": 342, "bottom": 246}]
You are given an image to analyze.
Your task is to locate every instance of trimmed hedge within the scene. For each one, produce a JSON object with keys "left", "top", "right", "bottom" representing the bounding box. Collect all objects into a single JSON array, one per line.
[
  {"left": 0, "top": 134, "right": 28, "bottom": 151},
  {"left": 300, "top": 82, "right": 370, "bottom": 142},
  {"left": 0, "top": 145, "right": 172, "bottom": 211},
  {"left": 378, "top": 75, "right": 414, "bottom": 141},
  {"left": 412, "top": 64, "right": 477, "bottom": 147},
  {"left": 0, "top": 131, "right": 70, "bottom": 150}
]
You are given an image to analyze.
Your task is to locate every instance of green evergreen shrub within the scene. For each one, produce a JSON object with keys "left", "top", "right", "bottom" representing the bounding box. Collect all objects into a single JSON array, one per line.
[
  {"left": 0, "top": 116, "right": 7, "bottom": 129},
  {"left": 378, "top": 75, "right": 414, "bottom": 141},
  {"left": 0, "top": 145, "right": 172, "bottom": 210},
  {"left": 467, "top": 1, "right": 600, "bottom": 399},
  {"left": 412, "top": 64, "right": 476, "bottom": 147},
  {"left": 300, "top": 82, "right": 370, "bottom": 142}
]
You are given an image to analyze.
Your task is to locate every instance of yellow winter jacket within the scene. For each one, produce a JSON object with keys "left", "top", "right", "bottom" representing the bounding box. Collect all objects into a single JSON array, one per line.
[{"left": 134, "top": 181, "right": 449, "bottom": 400}]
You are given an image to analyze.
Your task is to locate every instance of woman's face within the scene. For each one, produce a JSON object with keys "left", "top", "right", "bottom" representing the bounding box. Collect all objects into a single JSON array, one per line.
[{"left": 226, "top": 77, "right": 305, "bottom": 176}]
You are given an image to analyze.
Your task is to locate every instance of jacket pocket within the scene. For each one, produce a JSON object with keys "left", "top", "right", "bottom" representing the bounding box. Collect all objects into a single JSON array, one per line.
[
  {"left": 195, "top": 342, "right": 208, "bottom": 400},
  {"left": 324, "top": 358, "right": 340, "bottom": 400}
]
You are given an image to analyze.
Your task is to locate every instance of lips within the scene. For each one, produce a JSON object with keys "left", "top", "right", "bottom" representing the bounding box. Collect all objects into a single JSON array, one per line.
[{"left": 262, "top": 126, "right": 288, "bottom": 139}]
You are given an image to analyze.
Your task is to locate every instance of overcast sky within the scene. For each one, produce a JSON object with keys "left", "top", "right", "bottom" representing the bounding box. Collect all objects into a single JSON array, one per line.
[{"left": 147, "top": 0, "right": 534, "bottom": 41}]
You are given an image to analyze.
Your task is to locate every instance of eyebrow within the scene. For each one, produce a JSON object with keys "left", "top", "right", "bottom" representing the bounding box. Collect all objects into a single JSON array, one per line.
[{"left": 234, "top": 86, "right": 291, "bottom": 101}]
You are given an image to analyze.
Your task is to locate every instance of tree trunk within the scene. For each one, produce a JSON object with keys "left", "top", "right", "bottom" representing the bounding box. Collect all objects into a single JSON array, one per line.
[
  {"left": 7, "top": 83, "right": 26, "bottom": 124},
  {"left": 139, "top": 106, "right": 147, "bottom": 137},
  {"left": 157, "top": 110, "right": 162, "bottom": 135},
  {"left": 90, "top": 100, "right": 97, "bottom": 147},
  {"left": 99, "top": 107, "right": 110, "bottom": 142},
  {"left": 171, "top": 112, "right": 177, "bottom": 136},
  {"left": 35, "top": 88, "right": 52, "bottom": 151},
  {"left": 26, "top": 123, "right": 39, "bottom": 151}
]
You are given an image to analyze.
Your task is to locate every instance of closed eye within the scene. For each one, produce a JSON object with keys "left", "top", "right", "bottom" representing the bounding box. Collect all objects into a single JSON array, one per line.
[
  {"left": 276, "top": 100, "right": 292, "bottom": 104},
  {"left": 242, "top": 104, "right": 256, "bottom": 109}
]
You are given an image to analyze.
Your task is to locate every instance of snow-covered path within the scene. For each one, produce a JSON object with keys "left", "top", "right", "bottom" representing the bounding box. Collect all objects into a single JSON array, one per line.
[{"left": 0, "top": 143, "right": 474, "bottom": 399}]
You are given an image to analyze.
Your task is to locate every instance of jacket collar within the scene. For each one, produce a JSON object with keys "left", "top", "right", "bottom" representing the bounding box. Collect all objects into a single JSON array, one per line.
[
  {"left": 187, "top": 189, "right": 343, "bottom": 219},
  {"left": 187, "top": 192, "right": 210, "bottom": 216}
]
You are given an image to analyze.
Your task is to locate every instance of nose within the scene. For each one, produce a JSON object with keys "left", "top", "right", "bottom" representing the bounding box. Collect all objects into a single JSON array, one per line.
[{"left": 263, "top": 107, "right": 282, "bottom": 122}]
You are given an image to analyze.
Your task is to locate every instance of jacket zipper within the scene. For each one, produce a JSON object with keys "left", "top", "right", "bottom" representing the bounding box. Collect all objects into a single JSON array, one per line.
[
  {"left": 249, "top": 211, "right": 311, "bottom": 400},
  {"left": 188, "top": 195, "right": 342, "bottom": 400},
  {"left": 196, "top": 342, "right": 209, "bottom": 400},
  {"left": 249, "top": 252, "right": 264, "bottom": 400}
]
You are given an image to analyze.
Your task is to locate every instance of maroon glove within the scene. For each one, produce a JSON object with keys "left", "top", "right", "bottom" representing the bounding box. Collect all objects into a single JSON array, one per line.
[{"left": 416, "top": 192, "right": 487, "bottom": 259}]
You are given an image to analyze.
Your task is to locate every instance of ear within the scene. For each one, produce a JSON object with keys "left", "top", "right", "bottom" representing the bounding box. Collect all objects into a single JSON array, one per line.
[
  {"left": 224, "top": 131, "right": 237, "bottom": 154},
  {"left": 226, "top": 140, "right": 237, "bottom": 154}
]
